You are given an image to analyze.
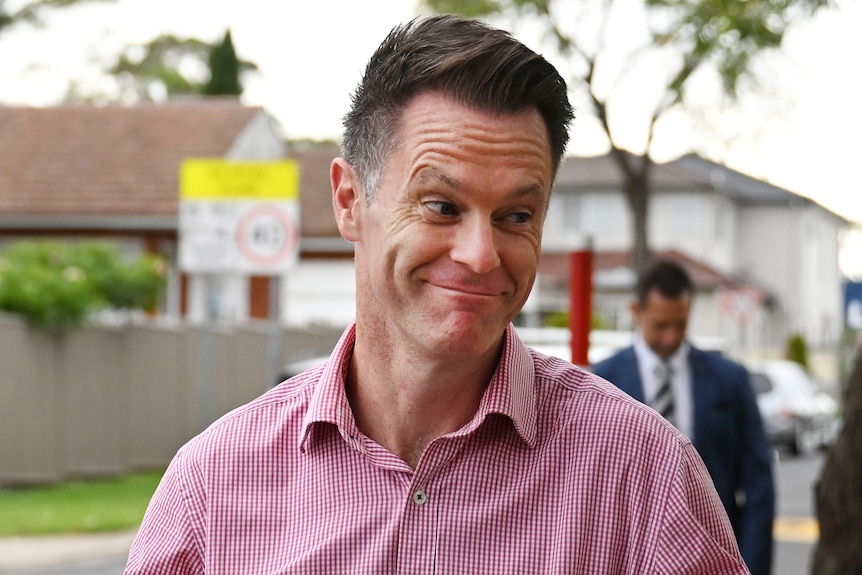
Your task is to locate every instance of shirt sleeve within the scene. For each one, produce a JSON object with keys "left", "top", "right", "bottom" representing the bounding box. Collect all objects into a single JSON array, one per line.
[
  {"left": 124, "top": 449, "right": 206, "bottom": 575},
  {"left": 654, "top": 443, "right": 752, "bottom": 575}
]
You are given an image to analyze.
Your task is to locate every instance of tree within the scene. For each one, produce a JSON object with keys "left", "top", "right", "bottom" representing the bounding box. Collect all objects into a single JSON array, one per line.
[
  {"left": 0, "top": 0, "right": 114, "bottom": 35},
  {"left": 101, "top": 29, "right": 256, "bottom": 101},
  {"left": 203, "top": 29, "right": 241, "bottom": 96},
  {"left": 1, "top": 3, "right": 254, "bottom": 102},
  {"left": 813, "top": 342, "right": 862, "bottom": 574},
  {"left": 0, "top": 241, "right": 166, "bottom": 331},
  {"left": 422, "top": 0, "right": 829, "bottom": 274},
  {"left": 66, "top": 32, "right": 257, "bottom": 102},
  {"left": 108, "top": 34, "right": 214, "bottom": 98}
]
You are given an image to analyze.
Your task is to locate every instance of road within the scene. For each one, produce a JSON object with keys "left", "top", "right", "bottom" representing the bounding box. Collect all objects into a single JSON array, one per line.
[{"left": 9, "top": 451, "right": 826, "bottom": 575}]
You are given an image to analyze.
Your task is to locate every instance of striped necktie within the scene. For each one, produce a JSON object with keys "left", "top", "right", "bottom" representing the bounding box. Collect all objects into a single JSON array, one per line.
[{"left": 653, "top": 361, "right": 675, "bottom": 424}]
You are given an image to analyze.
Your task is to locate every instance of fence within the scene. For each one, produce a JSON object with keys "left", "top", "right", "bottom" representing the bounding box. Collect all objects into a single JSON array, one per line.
[{"left": 0, "top": 313, "right": 343, "bottom": 486}]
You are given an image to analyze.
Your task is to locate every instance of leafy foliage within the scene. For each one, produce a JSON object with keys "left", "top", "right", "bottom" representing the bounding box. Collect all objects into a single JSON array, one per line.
[
  {"left": 109, "top": 34, "right": 213, "bottom": 97},
  {"left": 0, "top": 241, "right": 166, "bottom": 331},
  {"left": 785, "top": 331, "right": 810, "bottom": 371},
  {"left": 2, "top": 3, "right": 254, "bottom": 102},
  {"left": 0, "top": 0, "right": 114, "bottom": 34},
  {"left": 644, "top": 0, "right": 828, "bottom": 97},
  {"left": 544, "top": 310, "right": 607, "bottom": 329},
  {"left": 107, "top": 30, "right": 256, "bottom": 100}
]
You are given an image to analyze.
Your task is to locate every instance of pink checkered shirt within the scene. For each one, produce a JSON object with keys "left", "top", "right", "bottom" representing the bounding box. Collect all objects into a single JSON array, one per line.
[{"left": 125, "top": 323, "right": 750, "bottom": 574}]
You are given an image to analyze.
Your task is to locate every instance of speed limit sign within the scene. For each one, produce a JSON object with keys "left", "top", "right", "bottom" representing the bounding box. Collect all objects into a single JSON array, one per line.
[
  {"left": 178, "top": 159, "right": 301, "bottom": 274},
  {"left": 235, "top": 204, "right": 299, "bottom": 268}
]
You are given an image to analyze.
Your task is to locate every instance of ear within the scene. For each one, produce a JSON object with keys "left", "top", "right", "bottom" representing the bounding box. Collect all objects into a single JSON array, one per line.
[
  {"left": 629, "top": 299, "right": 641, "bottom": 322},
  {"left": 331, "top": 157, "right": 362, "bottom": 242}
]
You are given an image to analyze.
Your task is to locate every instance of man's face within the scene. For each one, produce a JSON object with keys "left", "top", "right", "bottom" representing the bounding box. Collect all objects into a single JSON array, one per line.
[
  {"left": 333, "top": 91, "right": 553, "bottom": 361},
  {"left": 631, "top": 289, "right": 692, "bottom": 360}
]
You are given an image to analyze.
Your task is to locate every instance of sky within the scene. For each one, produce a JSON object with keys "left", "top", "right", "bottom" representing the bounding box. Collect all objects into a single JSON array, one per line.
[{"left": 1, "top": 0, "right": 860, "bottom": 275}]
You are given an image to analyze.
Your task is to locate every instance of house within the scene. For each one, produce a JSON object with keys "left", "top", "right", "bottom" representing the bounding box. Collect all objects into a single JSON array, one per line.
[
  {"left": 1, "top": 102, "right": 846, "bottom": 360},
  {"left": 279, "top": 141, "right": 355, "bottom": 327},
  {"left": 289, "top": 147, "right": 848, "bottom": 357},
  {"left": 0, "top": 98, "right": 287, "bottom": 323},
  {"left": 538, "top": 153, "right": 848, "bottom": 355},
  {"left": 0, "top": 101, "right": 356, "bottom": 327}
]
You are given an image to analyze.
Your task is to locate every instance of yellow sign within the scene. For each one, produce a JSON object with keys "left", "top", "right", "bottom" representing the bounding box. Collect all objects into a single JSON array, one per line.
[{"left": 180, "top": 159, "right": 300, "bottom": 200}]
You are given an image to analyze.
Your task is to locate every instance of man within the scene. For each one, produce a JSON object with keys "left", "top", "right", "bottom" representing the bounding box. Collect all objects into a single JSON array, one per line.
[
  {"left": 126, "top": 16, "right": 751, "bottom": 574},
  {"left": 593, "top": 260, "right": 775, "bottom": 575}
]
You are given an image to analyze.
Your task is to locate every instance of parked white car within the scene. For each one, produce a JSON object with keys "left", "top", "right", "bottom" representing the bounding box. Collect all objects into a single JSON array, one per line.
[{"left": 746, "top": 359, "right": 839, "bottom": 455}]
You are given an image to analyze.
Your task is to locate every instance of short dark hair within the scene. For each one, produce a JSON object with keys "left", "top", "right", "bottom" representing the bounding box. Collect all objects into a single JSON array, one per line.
[
  {"left": 636, "top": 260, "right": 694, "bottom": 305},
  {"left": 342, "top": 15, "right": 575, "bottom": 201}
]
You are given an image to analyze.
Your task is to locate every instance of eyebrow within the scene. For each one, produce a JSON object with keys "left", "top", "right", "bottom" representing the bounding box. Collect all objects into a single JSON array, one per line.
[
  {"left": 414, "top": 167, "right": 458, "bottom": 190},
  {"left": 413, "top": 167, "right": 548, "bottom": 203}
]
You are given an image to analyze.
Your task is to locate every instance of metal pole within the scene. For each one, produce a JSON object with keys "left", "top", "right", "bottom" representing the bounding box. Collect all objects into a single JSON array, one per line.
[
  {"left": 267, "top": 275, "right": 284, "bottom": 389},
  {"left": 568, "top": 239, "right": 593, "bottom": 367},
  {"left": 200, "top": 274, "right": 216, "bottom": 431}
]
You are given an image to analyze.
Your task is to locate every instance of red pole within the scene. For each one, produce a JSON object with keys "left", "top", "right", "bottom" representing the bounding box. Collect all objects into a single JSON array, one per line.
[{"left": 569, "top": 241, "right": 593, "bottom": 367}]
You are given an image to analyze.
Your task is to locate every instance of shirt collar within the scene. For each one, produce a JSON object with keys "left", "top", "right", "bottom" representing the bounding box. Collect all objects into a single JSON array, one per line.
[
  {"left": 299, "top": 322, "right": 538, "bottom": 453},
  {"left": 461, "top": 324, "right": 538, "bottom": 447},
  {"left": 299, "top": 322, "right": 360, "bottom": 452}
]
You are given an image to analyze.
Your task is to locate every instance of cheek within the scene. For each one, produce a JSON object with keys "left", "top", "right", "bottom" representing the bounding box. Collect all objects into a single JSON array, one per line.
[
  {"left": 384, "top": 227, "right": 446, "bottom": 276},
  {"left": 503, "top": 237, "right": 541, "bottom": 277}
]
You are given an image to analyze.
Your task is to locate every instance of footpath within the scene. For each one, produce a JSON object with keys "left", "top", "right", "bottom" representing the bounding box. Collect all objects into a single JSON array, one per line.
[
  {"left": 0, "top": 530, "right": 135, "bottom": 573},
  {"left": 0, "top": 520, "right": 818, "bottom": 573}
]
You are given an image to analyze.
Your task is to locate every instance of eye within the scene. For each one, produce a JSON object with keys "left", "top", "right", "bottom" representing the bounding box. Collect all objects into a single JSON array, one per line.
[
  {"left": 504, "top": 211, "right": 533, "bottom": 224},
  {"left": 424, "top": 200, "right": 458, "bottom": 217}
]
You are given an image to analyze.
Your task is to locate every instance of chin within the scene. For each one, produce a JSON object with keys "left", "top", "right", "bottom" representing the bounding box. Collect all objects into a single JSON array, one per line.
[{"left": 437, "top": 323, "right": 506, "bottom": 354}]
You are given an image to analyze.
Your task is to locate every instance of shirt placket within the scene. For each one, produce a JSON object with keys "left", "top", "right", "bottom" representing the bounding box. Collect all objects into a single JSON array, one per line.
[{"left": 395, "top": 436, "right": 465, "bottom": 574}]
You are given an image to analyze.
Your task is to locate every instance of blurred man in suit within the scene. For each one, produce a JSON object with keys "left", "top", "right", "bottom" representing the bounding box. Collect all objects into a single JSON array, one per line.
[{"left": 593, "top": 259, "right": 775, "bottom": 575}]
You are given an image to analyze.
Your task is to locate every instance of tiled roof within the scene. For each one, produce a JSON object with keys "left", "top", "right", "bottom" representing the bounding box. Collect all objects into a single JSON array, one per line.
[
  {"left": 556, "top": 152, "right": 845, "bottom": 221},
  {"left": 288, "top": 142, "right": 341, "bottom": 238},
  {"left": 670, "top": 154, "right": 813, "bottom": 206},
  {"left": 539, "top": 248, "right": 745, "bottom": 292},
  {"left": 0, "top": 99, "right": 260, "bottom": 217},
  {"left": 556, "top": 152, "right": 708, "bottom": 189}
]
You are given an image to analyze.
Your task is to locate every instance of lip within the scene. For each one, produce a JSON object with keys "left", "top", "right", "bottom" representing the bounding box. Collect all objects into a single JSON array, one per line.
[{"left": 428, "top": 282, "right": 502, "bottom": 297}]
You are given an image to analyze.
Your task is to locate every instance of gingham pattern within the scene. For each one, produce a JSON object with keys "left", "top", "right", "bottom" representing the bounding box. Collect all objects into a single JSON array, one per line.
[{"left": 125, "top": 323, "right": 750, "bottom": 575}]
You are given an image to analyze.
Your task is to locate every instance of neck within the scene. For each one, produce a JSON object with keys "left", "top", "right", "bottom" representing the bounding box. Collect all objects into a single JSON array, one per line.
[{"left": 346, "top": 326, "right": 502, "bottom": 468}]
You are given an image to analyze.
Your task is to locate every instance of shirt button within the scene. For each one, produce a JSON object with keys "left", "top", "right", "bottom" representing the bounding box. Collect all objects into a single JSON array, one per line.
[{"left": 412, "top": 489, "right": 427, "bottom": 506}]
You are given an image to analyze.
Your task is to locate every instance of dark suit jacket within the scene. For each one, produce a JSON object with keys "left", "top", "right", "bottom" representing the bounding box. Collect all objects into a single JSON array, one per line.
[{"left": 593, "top": 345, "right": 775, "bottom": 575}]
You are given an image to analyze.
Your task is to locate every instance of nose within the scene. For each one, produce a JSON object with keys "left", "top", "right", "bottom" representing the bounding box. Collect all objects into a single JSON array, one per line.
[{"left": 449, "top": 217, "right": 501, "bottom": 274}]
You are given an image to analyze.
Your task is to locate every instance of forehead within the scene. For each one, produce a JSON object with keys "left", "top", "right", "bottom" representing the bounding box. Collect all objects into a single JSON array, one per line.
[
  {"left": 388, "top": 91, "right": 553, "bottom": 187},
  {"left": 397, "top": 90, "right": 549, "bottom": 139},
  {"left": 642, "top": 290, "right": 691, "bottom": 316}
]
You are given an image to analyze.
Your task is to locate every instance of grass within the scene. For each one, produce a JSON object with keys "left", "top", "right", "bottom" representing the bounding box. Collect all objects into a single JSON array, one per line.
[{"left": 0, "top": 470, "right": 164, "bottom": 536}]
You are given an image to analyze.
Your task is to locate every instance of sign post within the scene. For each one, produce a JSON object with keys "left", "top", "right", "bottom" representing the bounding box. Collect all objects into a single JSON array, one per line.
[{"left": 178, "top": 159, "right": 300, "bottom": 427}]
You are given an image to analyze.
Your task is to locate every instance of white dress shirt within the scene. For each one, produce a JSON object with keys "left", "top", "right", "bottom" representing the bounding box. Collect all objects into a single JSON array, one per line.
[{"left": 633, "top": 332, "right": 693, "bottom": 439}]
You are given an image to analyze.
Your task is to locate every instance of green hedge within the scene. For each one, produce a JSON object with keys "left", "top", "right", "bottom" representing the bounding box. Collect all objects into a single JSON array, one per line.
[{"left": 0, "top": 241, "right": 166, "bottom": 331}]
